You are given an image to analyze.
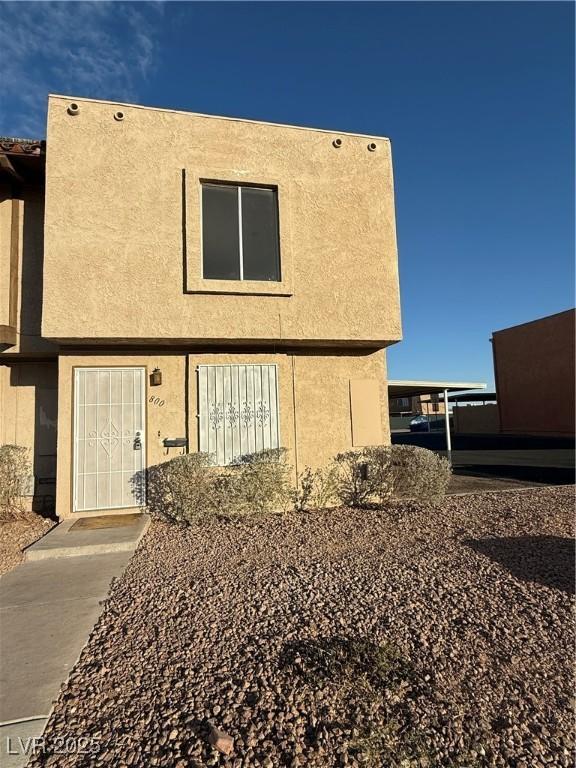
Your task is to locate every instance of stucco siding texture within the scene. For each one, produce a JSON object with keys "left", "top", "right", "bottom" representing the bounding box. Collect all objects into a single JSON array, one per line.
[
  {"left": 55, "top": 350, "right": 389, "bottom": 518},
  {"left": 0, "top": 361, "right": 58, "bottom": 512},
  {"left": 0, "top": 180, "right": 57, "bottom": 356},
  {"left": 291, "top": 351, "right": 389, "bottom": 471},
  {"left": 493, "top": 309, "right": 575, "bottom": 436},
  {"left": 42, "top": 96, "right": 401, "bottom": 346},
  {"left": 0, "top": 184, "right": 11, "bottom": 329}
]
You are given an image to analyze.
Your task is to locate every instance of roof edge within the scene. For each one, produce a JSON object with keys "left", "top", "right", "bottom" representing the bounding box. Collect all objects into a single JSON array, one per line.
[
  {"left": 388, "top": 380, "right": 487, "bottom": 390},
  {"left": 492, "top": 307, "right": 575, "bottom": 336},
  {"left": 48, "top": 94, "right": 391, "bottom": 142}
]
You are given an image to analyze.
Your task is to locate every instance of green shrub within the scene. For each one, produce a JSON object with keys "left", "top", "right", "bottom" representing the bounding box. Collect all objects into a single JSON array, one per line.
[
  {"left": 143, "top": 452, "right": 221, "bottom": 524},
  {"left": 390, "top": 444, "right": 452, "bottom": 502},
  {"left": 228, "top": 448, "right": 292, "bottom": 515},
  {"left": 293, "top": 465, "right": 339, "bottom": 511},
  {"left": 332, "top": 444, "right": 451, "bottom": 507},
  {"left": 362, "top": 445, "right": 395, "bottom": 503},
  {"left": 333, "top": 450, "right": 379, "bottom": 508},
  {"left": 144, "top": 448, "right": 292, "bottom": 524},
  {"left": 0, "top": 445, "right": 32, "bottom": 521}
]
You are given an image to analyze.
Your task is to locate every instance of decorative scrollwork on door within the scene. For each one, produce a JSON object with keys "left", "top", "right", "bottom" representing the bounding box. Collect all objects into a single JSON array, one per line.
[
  {"left": 226, "top": 403, "right": 239, "bottom": 428},
  {"left": 209, "top": 403, "right": 224, "bottom": 431},
  {"left": 256, "top": 401, "right": 270, "bottom": 426},
  {"left": 241, "top": 401, "right": 253, "bottom": 428}
]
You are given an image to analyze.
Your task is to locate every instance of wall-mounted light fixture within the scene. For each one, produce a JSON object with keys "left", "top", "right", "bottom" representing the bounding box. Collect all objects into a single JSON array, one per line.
[{"left": 150, "top": 368, "right": 162, "bottom": 386}]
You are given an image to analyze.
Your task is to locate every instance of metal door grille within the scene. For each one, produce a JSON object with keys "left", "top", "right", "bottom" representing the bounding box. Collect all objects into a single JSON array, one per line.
[
  {"left": 198, "top": 364, "right": 279, "bottom": 465},
  {"left": 73, "top": 368, "right": 146, "bottom": 511}
]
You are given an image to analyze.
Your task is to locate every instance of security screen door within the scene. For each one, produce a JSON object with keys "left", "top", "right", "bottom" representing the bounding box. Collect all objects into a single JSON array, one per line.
[
  {"left": 198, "top": 364, "right": 279, "bottom": 465},
  {"left": 73, "top": 368, "right": 146, "bottom": 512}
]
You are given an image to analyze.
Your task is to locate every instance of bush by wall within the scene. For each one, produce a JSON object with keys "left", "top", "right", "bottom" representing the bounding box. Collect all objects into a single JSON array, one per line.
[
  {"left": 293, "top": 465, "right": 339, "bottom": 512},
  {"left": 333, "top": 445, "right": 451, "bottom": 507},
  {"left": 143, "top": 448, "right": 292, "bottom": 524},
  {"left": 0, "top": 445, "right": 32, "bottom": 521},
  {"left": 142, "top": 443, "right": 451, "bottom": 524},
  {"left": 226, "top": 448, "right": 292, "bottom": 516},
  {"left": 142, "top": 452, "right": 221, "bottom": 524},
  {"left": 333, "top": 450, "right": 381, "bottom": 508},
  {"left": 389, "top": 444, "right": 452, "bottom": 502}
]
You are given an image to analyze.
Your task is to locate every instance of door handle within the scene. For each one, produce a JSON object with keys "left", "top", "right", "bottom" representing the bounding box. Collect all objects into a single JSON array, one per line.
[{"left": 134, "top": 431, "right": 142, "bottom": 450}]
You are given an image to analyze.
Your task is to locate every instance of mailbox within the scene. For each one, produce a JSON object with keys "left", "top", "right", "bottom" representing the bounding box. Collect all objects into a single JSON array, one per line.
[{"left": 163, "top": 437, "right": 188, "bottom": 448}]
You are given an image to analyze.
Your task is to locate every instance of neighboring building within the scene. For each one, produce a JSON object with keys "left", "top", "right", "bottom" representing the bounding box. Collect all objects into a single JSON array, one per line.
[
  {"left": 492, "top": 309, "right": 575, "bottom": 437},
  {"left": 387, "top": 380, "right": 486, "bottom": 435},
  {"left": 389, "top": 394, "right": 445, "bottom": 416},
  {"left": 0, "top": 95, "right": 402, "bottom": 518}
]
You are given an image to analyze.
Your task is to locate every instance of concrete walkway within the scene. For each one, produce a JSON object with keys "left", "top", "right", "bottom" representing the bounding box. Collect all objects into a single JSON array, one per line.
[
  {"left": 25, "top": 513, "right": 149, "bottom": 561},
  {"left": 0, "top": 515, "right": 149, "bottom": 767}
]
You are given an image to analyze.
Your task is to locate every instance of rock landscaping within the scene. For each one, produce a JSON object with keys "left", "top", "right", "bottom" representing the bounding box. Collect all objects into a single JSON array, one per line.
[
  {"left": 31, "top": 486, "right": 574, "bottom": 767},
  {"left": 0, "top": 511, "right": 54, "bottom": 575}
]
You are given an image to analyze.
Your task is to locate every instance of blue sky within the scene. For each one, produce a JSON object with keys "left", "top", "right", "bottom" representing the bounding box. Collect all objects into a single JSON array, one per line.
[{"left": 0, "top": 2, "right": 573, "bottom": 385}]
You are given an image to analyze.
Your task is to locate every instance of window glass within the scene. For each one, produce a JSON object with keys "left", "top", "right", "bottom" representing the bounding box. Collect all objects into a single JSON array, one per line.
[
  {"left": 202, "top": 184, "right": 240, "bottom": 280},
  {"left": 241, "top": 187, "right": 280, "bottom": 281}
]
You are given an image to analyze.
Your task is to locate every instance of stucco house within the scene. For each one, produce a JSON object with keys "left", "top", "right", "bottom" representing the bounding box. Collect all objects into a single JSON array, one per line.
[{"left": 0, "top": 95, "right": 402, "bottom": 519}]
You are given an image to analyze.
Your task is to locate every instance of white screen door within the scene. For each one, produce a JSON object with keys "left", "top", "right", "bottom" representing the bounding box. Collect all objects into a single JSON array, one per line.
[{"left": 74, "top": 367, "right": 146, "bottom": 512}]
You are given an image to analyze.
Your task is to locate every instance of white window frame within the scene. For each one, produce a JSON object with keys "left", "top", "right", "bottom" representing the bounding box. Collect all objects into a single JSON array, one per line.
[{"left": 200, "top": 183, "right": 280, "bottom": 282}]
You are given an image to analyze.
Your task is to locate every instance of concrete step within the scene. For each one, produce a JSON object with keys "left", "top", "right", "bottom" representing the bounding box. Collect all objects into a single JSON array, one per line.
[
  {"left": 67, "top": 506, "right": 145, "bottom": 519},
  {"left": 24, "top": 514, "right": 150, "bottom": 561}
]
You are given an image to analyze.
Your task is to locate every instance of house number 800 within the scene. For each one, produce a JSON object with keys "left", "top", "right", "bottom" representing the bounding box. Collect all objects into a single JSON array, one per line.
[{"left": 149, "top": 396, "right": 165, "bottom": 407}]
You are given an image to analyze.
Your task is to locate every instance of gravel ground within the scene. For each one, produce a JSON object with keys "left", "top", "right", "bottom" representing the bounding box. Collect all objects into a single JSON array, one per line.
[
  {"left": 0, "top": 512, "right": 54, "bottom": 575},
  {"left": 32, "top": 486, "right": 574, "bottom": 768}
]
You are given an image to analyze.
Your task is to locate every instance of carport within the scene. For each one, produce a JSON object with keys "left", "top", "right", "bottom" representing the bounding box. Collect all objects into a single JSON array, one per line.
[{"left": 388, "top": 380, "right": 487, "bottom": 461}]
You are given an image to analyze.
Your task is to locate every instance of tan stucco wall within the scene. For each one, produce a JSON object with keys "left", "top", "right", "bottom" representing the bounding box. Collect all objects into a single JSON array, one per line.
[
  {"left": 0, "top": 184, "right": 12, "bottom": 330},
  {"left": 0, "top": 179, "right": 57, "bottom": 356},
  {"left": 291, "top": 350, "right": 389, "bottom": 471},
  {"left": 493, "top": 309, "right": 575, "bottom": 436},
  {"left": 188, "top": 348, "right": 389, "bottom": 475},
  {"left": 0, "top": 361, "right": 58, "bottom": 512},
  {"left": 43, "top": 95, "right": 401, "bottom": 347},
  {"left": 55, "top": 349, "right": 389, "bottom": 518}
]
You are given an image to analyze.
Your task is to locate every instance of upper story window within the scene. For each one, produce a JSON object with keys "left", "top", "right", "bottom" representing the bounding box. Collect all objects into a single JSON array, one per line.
[{"left": 201, "top": 182, "right": 281, "bottom": 282}]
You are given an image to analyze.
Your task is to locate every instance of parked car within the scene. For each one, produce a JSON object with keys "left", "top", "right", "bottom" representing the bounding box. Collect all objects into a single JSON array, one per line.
[{"left": 409, "top": 414, "right": 430, "bottom": 432}]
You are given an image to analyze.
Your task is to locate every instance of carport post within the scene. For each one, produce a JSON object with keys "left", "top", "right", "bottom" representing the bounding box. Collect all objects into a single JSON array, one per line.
[{"left": 443, "top": 388, "right": 452, "bottom": 462}]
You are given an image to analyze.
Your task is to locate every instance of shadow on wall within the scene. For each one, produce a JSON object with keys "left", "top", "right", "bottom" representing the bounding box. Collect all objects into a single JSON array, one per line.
[
  {"left": 19, "top": 186, "right": 57, "bottom": 355},
  {"left": 465, "top": 536, "right": 575, "bottom": 595},
  {"left": 9, "top": 364, "right": 58, "bottom": 518},
  {"left": 131, "top": 468, "right": 151, "bottom": 513}
]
